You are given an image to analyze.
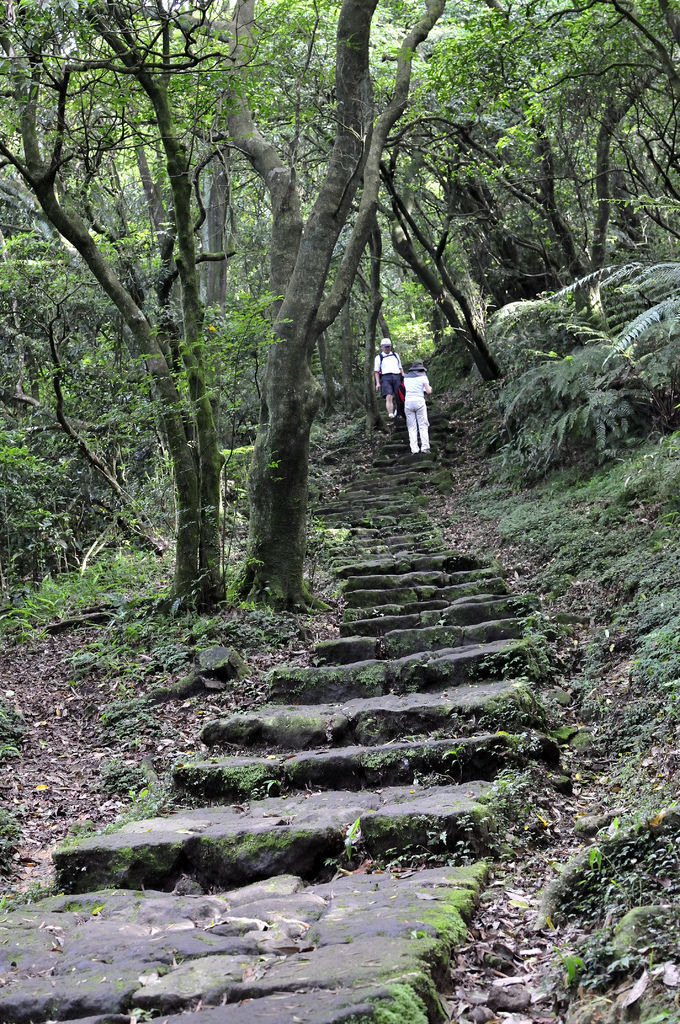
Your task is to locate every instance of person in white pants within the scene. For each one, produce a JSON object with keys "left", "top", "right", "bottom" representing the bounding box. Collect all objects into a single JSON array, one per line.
[{"left": 403, "top": 360, "right": 432, "bottom": 454}]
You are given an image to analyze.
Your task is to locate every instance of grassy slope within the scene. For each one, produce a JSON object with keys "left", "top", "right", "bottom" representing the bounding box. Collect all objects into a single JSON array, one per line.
[
  {"left": 1, "top": 400, "right": 679, "bottom": 1015},
  {"left": 438, "top": 382, "right": 680, "bottom": 1014}
]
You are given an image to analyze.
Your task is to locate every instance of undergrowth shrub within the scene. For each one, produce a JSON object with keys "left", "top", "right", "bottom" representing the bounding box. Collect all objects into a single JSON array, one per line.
[
  {"left": 497, "top": 346, "right": 644, "bottom": 478},
  {"left": 0, "top": 699, "right": 24, "bottom": 762},
  {"left": 557, "top": 812, "right": 680, "bottom": 926},
  {"left": 219, "top": 609, "right": 301, "bottom": 651},
  {"left": 0, "top": 808, "right": 21, "bottom": 877},
  {"left": 482, "top": 765, "right": 557, "bottom": 854},
  {"left": 98, "top": 698, "right": 161, "bottom": 748},
  {"left": 100, "top": 757, "right": 152, "bottom": 797}
]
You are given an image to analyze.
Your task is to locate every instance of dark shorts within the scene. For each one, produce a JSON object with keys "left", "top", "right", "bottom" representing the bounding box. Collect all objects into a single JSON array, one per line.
[{"left": 381, "top": 372, "right": 401, "bottom": 397}]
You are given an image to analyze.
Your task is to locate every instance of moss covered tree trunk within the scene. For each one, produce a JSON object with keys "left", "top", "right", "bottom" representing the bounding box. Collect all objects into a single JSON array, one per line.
[
  {"left": 227, "top": 0, "right": 445, "bottom": 607},
  {"left": 365, "top": 226, "right": 385, "bottom": 433},
  {"left": 3, "top": 14, "right": 225, "bottom": 607}
]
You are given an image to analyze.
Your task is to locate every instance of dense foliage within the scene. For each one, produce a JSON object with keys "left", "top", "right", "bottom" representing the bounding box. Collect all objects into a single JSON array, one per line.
[{"left": 2, "top": 0, "right": 680, "bottom": 604}]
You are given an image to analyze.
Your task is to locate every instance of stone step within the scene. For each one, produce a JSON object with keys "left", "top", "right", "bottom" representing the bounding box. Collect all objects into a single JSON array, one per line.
[
  {"left": 0, "top": 866, "right": 486, "bottom": 1023},
  {"left": 201, "top": 679, "right": 541, "bottom": 751},
  {"left": 317, "top": 493, "right": 421, "bottom": 514},
  {"left": 322, "top": 510, "right": 429, "bottom": 529},
  {"left": 267, "top": 638, "right": 521, "bottom": 704},
  {"left": 341, "top": 569, "right": 452, "bottom": 593},
  {"left": 340, "top": 565, "right": 500, "bottom": 595},
  {"left": 334, "top": 549, "right": 484, "bottom": 578},
  {"left": 314, "top": 618, "right": 522, "bottom": 664},
  {"left": 382, "top": 618, "right": 523, "bottom": 659},
  {"left": 342, "top": 574, "right": 509, "bottom": 610},
  {"left": 343, "top": 599, "right": 481, "bottom": 620},
  {"left": 174, "top": 731, "right": 559, "bottom": 803},
  {"left": 361, "top": 461, "right": 435, "bottom": 479},
  {"left": 372, "top": 455, "right": 434, "bottom": 470},
  {"left": 337, "top": 475, "right": 427, "bottom": 496},
  {"left": 346, "top": 534, "right": 437, "bottom": 554},
  {"left": 53, "top": 782, "right": 494, "bottom": 895},
  {"left": 339, "top": 595, "right": 537, "bottom": 637}
]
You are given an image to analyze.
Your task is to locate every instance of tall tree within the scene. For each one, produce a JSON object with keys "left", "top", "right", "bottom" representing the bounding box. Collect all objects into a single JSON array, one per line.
[
  {"left": 222, "top": 0, "right": 445, "bottom": 606},
  {"left": 0, "top": 1, "right": 227, "bottom": 606}
]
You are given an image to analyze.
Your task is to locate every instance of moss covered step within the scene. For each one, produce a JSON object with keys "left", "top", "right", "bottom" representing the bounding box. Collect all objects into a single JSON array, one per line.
[
  {"left": 344, "top": 534, "right": 439, "bottom": 555},
  {"left": 340, "top": 589, "right": 509, "bottom": 623},
  {"left": 361, "top": 461, "right": 436, "bottom": 481},
  {"left": 174, "top": 730, "right": 558, "bottom": 802},
  {"left": 0, "top": 865, "right": 487, "bottom": 1024},
  {"left": 315, "top": 497, "right": 413, "bottom": 517},
  {"left": 0, "top": 866, "right": 485, "bottom": 1024},
  {"left": 339, "top": 611, "right": 421, "bottom": 636},
  {"left": 314, "top": 619, "right": 522, "bottom": 664},
  {"left": 53, "top": 782, "right": 494, "bottom": 895},
  {"left": 341, "top": 570, "right": 451, "bottom": 594},
  {"left": 201, "top": 679, "right": 541, "bottom": 751},
  {"left": 322, "top": 504, "right": 428, "bottom": 528},
  {"left": 380, "top": 618, "right": 524, "bottom": 659},
  {"left": 340, "top": 566, "right": 501, "bottom": 596},
  {"left": 334, "top": 550, "right": 484, "bottom": 579},
  {"left": 339, "top": 596, "right": 537, "bottom": 637},
  {"left": 267, "top": 638, "right": 521, "bottom": 703},
  {"left": 321, "top": 510, "right": 432, "bottom": 531},
  {"left": 342, "top": 576, "right": 509, "bottom": 611}
]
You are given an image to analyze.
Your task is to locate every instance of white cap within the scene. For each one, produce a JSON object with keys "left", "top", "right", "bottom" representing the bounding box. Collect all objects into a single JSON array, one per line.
[{"left": 380, "top": 338, "right": 392, "bottom": 347}]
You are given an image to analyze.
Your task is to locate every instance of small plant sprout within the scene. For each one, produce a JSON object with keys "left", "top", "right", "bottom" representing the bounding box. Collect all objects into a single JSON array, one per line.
[{"left": 344, "top": 816, "right": 362, "bottom": 861}]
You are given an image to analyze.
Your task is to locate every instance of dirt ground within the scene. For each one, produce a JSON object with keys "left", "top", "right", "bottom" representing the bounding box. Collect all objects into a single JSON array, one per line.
[{"left": 0, "top": 416, "right": 670, "bottom": 1023}]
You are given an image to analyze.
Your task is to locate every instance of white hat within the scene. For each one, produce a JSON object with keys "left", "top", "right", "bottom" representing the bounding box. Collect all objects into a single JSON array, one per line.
[{"left": 380, "top": 338, "right": 392, "bottom": 347}]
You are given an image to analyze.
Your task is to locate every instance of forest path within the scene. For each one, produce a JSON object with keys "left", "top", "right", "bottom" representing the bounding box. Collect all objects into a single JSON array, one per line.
[{"left": 0, "top": 415, "right": 568, "bottom": 1024}]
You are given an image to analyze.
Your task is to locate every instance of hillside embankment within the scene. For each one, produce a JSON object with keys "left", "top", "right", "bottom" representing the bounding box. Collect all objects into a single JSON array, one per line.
[{"left": 0, "top": 391, "right": 678, "bottom": 1023}]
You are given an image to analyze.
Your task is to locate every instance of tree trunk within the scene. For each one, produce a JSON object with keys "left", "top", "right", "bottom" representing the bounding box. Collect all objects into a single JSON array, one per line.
[
  {"left": 317, "top": 332, "right": 335, "bottom": 414},
  {"left": 383, "top": 158, "right": 501, "bottom": 380},
  {"left": 365, "top": 226, "right": 385, "bottom": 433},
  {"left": 227, "top": 0, "right": 445, "bottom": 606},
  {"left": 390, "top": 215, "right": 501, "bottom": 381},
  {"left": 245, "top": 336, "right": 321, "bottom": 606},
  {"left": 3, "top": 25, "right": 225, "bottom": 608},
  {"left": 340, "top": 298, "right": 356, "bottom": 406}
]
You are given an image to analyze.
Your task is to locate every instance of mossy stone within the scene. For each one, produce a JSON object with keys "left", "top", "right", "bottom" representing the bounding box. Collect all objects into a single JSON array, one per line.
[
  {"left": 569, "top": 727, "right": 595, "bottom": 750},
  {"left": 613, "top": 904, "right": 678, "bottom": 953},
  {"left": 195, "top": 646, "right": 248, "bottom": 680}
]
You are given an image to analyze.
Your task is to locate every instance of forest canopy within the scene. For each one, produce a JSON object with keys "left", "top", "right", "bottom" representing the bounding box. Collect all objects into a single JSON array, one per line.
[{"left": 2, "top": 0, "right": 680, "bottom": 609}]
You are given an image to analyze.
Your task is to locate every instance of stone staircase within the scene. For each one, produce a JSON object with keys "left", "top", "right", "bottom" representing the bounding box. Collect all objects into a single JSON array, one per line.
[{"left": 0, "top": 414, "right": 559, "bottom": 1024}]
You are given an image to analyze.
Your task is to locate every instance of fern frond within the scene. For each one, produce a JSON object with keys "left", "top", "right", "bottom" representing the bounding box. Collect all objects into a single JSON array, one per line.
[
  {"left": 550, "top": 262, "right": 644, "bottom": 301},
  {"left": 607, "top": 295, "right": 680, "bottom": 359}
]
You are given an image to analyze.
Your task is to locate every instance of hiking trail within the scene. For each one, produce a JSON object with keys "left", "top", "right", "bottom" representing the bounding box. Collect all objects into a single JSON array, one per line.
[{"left": 0, "top": 414, "right": 564, "bottom": 1024}]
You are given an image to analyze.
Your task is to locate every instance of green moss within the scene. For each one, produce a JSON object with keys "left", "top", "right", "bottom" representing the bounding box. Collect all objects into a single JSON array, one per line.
[
  {"left": 368, "top": 984, "right": 429, "bottom": 1024},
  {"left": 0, "top": 807, "right": 21, "bottom": 875},
  {"left": 417, "top": 885, "right": 479, "bottom": 947},
  {"left": 477, "top": 679, "right": 546, "bottom": 731},
  {"left": 355, "top": 664, "right": 388, "bottom": 693},
  {"left": 361, "top": 748, "right": 413, "bottom": 771},
  {"left": 192, "top": 826, "right": 340, "bottom": 886},
  {"left": 177, "top": 761, "right": 281, "bottom": 801},
  {"left": 475, "top": 635, "right": 552, "bottom": 683}
]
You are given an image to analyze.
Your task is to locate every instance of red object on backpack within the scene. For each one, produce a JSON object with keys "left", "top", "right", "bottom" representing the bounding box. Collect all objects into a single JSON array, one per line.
[{"left": 396, "top": 374, "right": 406, "bottom": 418}]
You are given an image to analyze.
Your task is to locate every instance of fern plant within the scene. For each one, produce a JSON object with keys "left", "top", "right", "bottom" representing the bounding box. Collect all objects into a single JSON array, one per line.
[
  {"left": 492, "top": 261, "right": 680, "bottom": 476},
  {"left": 553, "top": 261, "right": 680, "bottom": 350},
  {"left": 498, "top": 345, "right": 642, "bottom": 476}
]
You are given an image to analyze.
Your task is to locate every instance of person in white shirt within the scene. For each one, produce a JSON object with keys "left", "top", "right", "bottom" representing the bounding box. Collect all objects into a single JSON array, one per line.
[
  {"left": 373, "top": 338, "right": 403, "bottom": 418},
  {"left": 403, "top": 360, "right": 432, "bottom": 454}
]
